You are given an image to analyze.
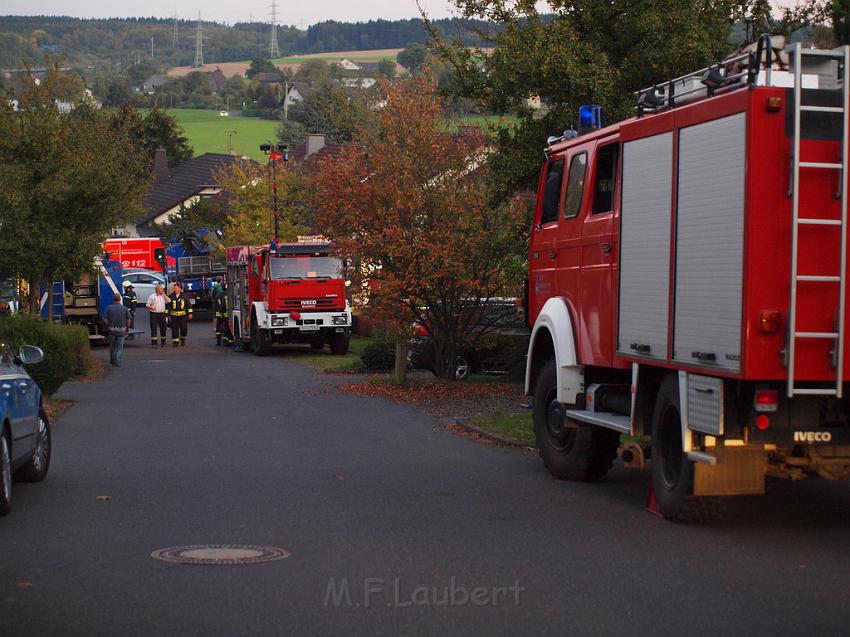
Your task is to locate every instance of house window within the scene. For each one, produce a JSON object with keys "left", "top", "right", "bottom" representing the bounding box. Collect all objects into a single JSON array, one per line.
[
  {"left": 592, "top": 144, "right": 619, "bottom": 214},
  {"left": 540, "top": 159, "right": 564, "bottom": 225},
  {"left": 564, "top": 152, "right": 587, "bottom": 219}
]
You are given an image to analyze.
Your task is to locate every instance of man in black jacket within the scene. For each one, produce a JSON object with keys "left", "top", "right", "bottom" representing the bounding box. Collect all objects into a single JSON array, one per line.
[{"left": 167, "top": 282, "right": 193, "bottom": 347}]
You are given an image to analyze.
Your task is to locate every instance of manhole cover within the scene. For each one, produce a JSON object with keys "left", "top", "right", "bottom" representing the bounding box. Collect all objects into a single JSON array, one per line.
[{"left": 151, "top": 544, "right": 291, "bottom": 565}]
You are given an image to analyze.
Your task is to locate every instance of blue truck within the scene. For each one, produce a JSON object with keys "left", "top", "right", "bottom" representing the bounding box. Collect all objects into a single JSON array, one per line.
[
  {"left": 40, "top": 257, "right": 133, "bottom": 342},
  {"left": 166, "top": 228, "right": 225, "bottom": 320}
]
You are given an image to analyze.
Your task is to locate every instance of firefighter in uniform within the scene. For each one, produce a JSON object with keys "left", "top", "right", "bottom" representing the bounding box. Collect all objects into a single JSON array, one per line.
[
  {"left": 213, "top": 285, "right": 233, "bottom": 346},
  {"left": 167, "top": 282, "right": 192, "bottom": 347},
  {"left": 122, "top": 281, "right": 137, "bottom": 335}
]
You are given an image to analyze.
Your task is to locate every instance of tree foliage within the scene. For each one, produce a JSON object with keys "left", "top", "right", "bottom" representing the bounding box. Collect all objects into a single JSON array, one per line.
[
  {"left": 308, "top": 75, "right": 527, "bottom": 379},
  {"left": 0, "top": 65, "right": 149, "bottom": 311},
  {"left": 150, "top": 197, "right": 229, "bottom": 242},
  {"left": 397, "top": 42, "right": 429, "bottom": 73},
  {"left": 111, "top": 106, "right": 193, "bottom": 168},
  {"left": 246, "top": 57, "right": 279, "bottom": 79},
  {"left": 215, "top": 158, "right": 307, "bottom": 246},
  {"left": 288, "top": 83, "right": 375, "bottom": 144},
  {"left": 430, "top": 0, "right": 827, "bottom": 199}
]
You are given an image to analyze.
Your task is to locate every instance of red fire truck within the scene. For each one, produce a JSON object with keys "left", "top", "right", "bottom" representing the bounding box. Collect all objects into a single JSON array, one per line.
[
  {"left": 226, "top": 240, "right": 352, "bottom": 356},
  {"left": 525, "top": 36, "right": 850, "bottom": 521},
  {"left": 102, "top": 238, "right": 166, "bottom": 272}
]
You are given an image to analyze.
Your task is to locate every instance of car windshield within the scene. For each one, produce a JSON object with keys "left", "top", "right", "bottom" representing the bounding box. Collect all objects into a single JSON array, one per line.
[{"left": 269, "top": 255, "right": 341, "bottom": 280}]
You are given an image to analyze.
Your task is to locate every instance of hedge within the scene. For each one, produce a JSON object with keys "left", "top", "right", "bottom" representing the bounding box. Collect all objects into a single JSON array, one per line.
[
  {"left": 360, "top": 333, "right": 398, "bottom": 372},
  {"left": 0, "top": 315, "right": 92, "bottom": 395}
]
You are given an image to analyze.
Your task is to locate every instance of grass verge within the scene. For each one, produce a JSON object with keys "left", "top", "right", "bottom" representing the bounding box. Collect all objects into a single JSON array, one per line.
[
  {"left": 465, "top": 412, "right": 534, "bottom": 446},
  {"left": 285, "top": 335, "right": 368, "bottom": 373}
]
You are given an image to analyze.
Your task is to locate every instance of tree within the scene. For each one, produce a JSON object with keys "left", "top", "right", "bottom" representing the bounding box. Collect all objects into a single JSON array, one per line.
[
  {"left": 0, "top": 65, "right": 149, "bottom": 313},
  {"left": 288, "top": 82, "right": 374, "bottom": 144},
  {"left": 215, "top": 158, "right": 306, "bottom": 246},
  {"left": 277, "top": 118, "right": 308, "bottom": 148},
  {"left": 150, "top": 197, "right": 229, "bottom": 242},
  {"left": 397, "top": 42, "right": 428, "bottom": 73},
  {"left": 429, "top": 0, "right": 826, "bottom": 200},
  {"left": 308, "top": 75, "right": 527, "bottom": 379},
  {"left": 294, "top": 59, "right": 333, "bottom": 83},
  {"left": 112, "top": 106, "right": 192, "bottom": 168},
  {"left": 246, "top": 57, "right": 279, "bottom": 79},
  {"left": 377, "top": 58, "right": 397, "bottom": 79},
  {"left": 833, "top": 0, "right": 850, "bottom": 44}
]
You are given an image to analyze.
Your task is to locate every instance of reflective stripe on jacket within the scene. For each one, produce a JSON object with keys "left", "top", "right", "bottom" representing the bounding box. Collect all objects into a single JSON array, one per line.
[{"left": 167, "top": 295, "right": 192, "bottom": 317}]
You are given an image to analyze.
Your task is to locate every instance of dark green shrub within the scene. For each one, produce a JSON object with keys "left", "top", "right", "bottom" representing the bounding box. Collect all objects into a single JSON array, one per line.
[
  {"left": 0, "top": 315, "right": 91, "bottom": 395},
  {"left": 359, "top": 334, "right": 397, "bottom": 372}
]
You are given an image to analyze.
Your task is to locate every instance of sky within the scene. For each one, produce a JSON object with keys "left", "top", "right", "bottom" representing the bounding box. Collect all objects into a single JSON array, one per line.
[
  {"left": 0, "top": 0, "right": 803, "bottom": 28},
  {"left": 0, "top": 0, "right": 460, "bottom": 27}
]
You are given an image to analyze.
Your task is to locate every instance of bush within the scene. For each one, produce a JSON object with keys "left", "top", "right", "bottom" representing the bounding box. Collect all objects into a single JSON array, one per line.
[
  {"left": 0, "top": 315, "right": 92, "bottom": 395},
  {"left": 359, "top": 334, "right": 397, "bottom": 372}
]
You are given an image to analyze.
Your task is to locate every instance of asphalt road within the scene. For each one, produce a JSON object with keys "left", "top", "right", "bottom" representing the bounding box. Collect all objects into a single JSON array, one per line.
[{"left": 2, "top": 317, "right": 850, "bottom": 636}]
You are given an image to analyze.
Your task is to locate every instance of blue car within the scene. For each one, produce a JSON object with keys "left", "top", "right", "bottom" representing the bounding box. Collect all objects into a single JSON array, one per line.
[{"left": 0, "top": 343, "right": 50, "bottom": 516}]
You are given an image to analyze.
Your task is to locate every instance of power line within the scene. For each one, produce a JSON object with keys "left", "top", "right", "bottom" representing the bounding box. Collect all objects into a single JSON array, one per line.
[
  {"left": 193, "top": 12, "right": 204, "bottom": 68},
  {"left": 268, "top": 0, "right": 280, "bottom": 59}
]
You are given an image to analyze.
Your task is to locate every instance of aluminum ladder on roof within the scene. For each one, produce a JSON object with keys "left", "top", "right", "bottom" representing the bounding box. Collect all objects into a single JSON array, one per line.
[{"left": 787, "top": 43, "right": 850, "bottom": 398}]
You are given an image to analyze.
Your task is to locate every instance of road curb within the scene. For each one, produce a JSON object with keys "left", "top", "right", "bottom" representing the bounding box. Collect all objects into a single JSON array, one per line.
[{"left": 451, "top": 418, "right": 535, "bottom": 449}]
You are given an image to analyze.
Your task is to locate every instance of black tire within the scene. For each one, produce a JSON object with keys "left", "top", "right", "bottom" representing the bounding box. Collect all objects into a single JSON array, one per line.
[
  {"left": 329, "top": 332, "right": 350, "bottom": 355},
  {"left": 0, "top": 428, "right": 12, "bottom": 516},
  {"left": 651, "top": 375, "right": 727, "bottom": 523},
  {"left": 532, "top": 358, "right": 619, "bottom": 481},
  {"left": 310, "top": 340, "right": 324, "bottom": 350},
  {"left": 251, "top": 315, "right": 271, "bottom": 356},
  {"left": 16, "top": 409, "right": 51, "bottom": 483}
]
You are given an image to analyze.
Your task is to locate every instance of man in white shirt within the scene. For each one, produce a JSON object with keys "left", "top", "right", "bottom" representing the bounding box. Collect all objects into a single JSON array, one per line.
[{"left": 146, "top": 285, "right": 169, "bottom": 348}]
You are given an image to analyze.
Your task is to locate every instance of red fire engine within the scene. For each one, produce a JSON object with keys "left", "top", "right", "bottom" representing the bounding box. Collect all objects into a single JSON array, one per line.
[
  {"left": 102, "top": 238, "right": 166, "bottom": 272},
  {"left": 226, "top": 239, "right": 352, "bottom": 356},
  {"left": 525, "top": 36, "right": 850, "bottom": 521}
]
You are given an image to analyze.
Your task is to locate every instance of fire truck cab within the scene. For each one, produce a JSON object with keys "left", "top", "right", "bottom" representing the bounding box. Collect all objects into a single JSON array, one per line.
[
  {"left": 227, "top": 240, "right": 352, "bottom": 356},
  {"left": 526, "top": 36, "right": 850, "bottom": 521}
]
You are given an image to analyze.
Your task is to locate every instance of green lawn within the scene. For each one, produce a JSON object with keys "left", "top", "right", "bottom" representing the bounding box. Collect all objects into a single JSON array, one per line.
[
  {"left": 143, "top": 109, "right": 280, "bottom": 161},
  {"left": 285, "top": 335, "right": 369, "bottom": 373},
  {"left": 467, "top": 412, "right": 535, "bottom": 446}
]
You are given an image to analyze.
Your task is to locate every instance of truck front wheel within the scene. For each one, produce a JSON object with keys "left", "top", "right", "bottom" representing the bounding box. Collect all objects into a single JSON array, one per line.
[
  {"left": 651, "top": 375, "right": 726, "bottom": 523},
  {"left": 532, "top": 358, "right": 618, "bottom": 481},
  {"left": 251, "top": 315, "right": 271, "bottom": 356},
  {"left": 329, "top": 331, "right": 350, "bottom": 355}
]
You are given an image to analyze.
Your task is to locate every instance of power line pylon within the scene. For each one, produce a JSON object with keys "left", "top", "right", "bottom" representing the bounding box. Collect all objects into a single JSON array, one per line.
[
  {"left": 193, "top": 12, "right": 204, "bottom": 68},
  {"left": 268, "top": 1, "right": 280, "bottom": 59},
  {"left": 172, "top": 11, "right": 179, "bottom": 47}
]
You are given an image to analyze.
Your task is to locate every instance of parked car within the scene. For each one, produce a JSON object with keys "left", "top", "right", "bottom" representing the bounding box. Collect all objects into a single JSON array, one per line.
[
  {"left": 0, "top": 279, "right": 20, "bottom": 315},
  {"left": 0, "top": 342, "right": 50, "bottom": 516},
  {"left": 409, "top": 298, "right": 530, "bottom": 380},
  {"left": 122, "top": 269, "right": 169, "bottom": 304}
]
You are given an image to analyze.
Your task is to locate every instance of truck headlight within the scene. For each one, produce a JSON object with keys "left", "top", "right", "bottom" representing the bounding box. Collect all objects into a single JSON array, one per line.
[
  {"left": 272, "top": 317, "right": 286, "bottom": 327},
  {"left": 332, "top": 315, "right": 347, "bottom": 325}
]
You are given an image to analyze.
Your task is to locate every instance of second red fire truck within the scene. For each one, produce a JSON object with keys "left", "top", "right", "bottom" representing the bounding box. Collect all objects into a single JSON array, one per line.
[
  {"left": 226, "top": 239, "right": 352, "bottom": 356},
  {"left": 525, "top": 36, "right": 850, "bottom": 521}
]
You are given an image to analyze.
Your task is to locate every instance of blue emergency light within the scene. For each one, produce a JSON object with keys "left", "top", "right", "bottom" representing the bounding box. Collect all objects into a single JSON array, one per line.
[{"left": 578, "top": 104, "right": 604, "bottom": 134}]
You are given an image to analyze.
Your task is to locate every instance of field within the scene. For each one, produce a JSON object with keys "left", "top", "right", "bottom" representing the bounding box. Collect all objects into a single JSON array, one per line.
[
  {"left": 142, "top": 109, "right": 279, "bottom": 161},
  {"left": 168, "top": 48, "right": 403, "bottom": 79}
]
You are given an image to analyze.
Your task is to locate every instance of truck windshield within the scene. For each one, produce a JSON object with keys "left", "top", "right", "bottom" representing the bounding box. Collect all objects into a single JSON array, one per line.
[{"left": 269, "top": 255, "right": 341, "bottom": 280}]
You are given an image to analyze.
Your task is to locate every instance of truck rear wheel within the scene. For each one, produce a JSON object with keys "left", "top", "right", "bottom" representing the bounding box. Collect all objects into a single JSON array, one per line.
[
  {"left": 533, "top": 358, "right": 619, "bottom": 481},
  {"left": 651, "top": 375, "right": 726, "bottom": 523},
  {"left": 251, "top": 315, "right": 271, "bottom": 356},
  {"left": 329, "top": 331, "right": 350, "bottom": 355}
]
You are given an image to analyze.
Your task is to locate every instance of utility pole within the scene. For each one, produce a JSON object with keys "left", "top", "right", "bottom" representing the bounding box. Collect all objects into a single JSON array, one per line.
[
  {"left": 172, "top": 11, "right": 179, "bottom": 47},
  {"left": 193, "top": 12, "right": 204, "bottom": 68},
  {"left": 268, "top": 0, "right": 280, "bottom": 59},
  {"left": 150, "top": 36, "right": 154, "bottom": 60},
  {"left": 219, "top": 130, "right": 238, "bottom": 154}
]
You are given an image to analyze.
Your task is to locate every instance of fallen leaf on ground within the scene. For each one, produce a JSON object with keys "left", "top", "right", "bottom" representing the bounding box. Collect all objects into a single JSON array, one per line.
[
  {"left": 15, "top": 581, "right": 32, "bottom": 589},
  {"left": 96, "top": 495, "right": 111, "bottom": 501}
]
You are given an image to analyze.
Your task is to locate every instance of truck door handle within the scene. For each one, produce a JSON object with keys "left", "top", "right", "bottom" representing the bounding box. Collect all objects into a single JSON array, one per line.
[
  {"left": 548, "top": 251, "right": 556, "bottom": 259},
  {"left": 630, "top": 343, "right": 651, "bottom": 354},
  {"left": 692, "top": 351, "right": 717, "bottom": 362},
  {"left": 601, "top": 243, "right": 612, "bottom": 254}
]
